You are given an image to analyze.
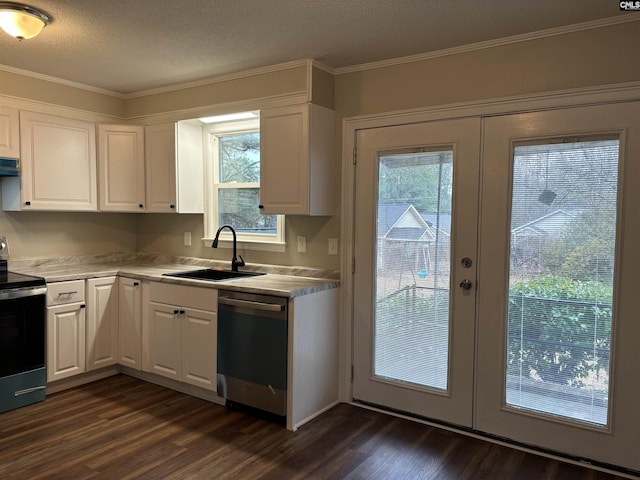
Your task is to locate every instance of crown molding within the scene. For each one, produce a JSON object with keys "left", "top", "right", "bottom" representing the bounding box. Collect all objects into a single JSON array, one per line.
[
  {"left": 310, "top": 60, "right": 335, "bottom": 75},
  {"left": 334, "top": 15, "right": 640, "bottom": 76}
]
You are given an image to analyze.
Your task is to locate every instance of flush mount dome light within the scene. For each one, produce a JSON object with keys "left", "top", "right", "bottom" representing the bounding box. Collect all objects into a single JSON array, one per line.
[{"left": 0, "top": 2, "right": 51, "bottom": 40}]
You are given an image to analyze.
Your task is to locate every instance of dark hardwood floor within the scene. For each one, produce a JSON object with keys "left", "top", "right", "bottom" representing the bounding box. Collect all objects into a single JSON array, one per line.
[{"left": 0, "top": 375, "right": 630, "bottom": 479}]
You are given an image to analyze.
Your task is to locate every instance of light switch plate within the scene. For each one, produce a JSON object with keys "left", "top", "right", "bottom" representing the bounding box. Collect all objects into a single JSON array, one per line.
[
  {"left": 297, "top": 235, "right": 307, "bottom": 253},
  {"left": 328, "top": 238, "right": 338, "bottom": 255},
  {"left": 183, "top": 232, "right": 192, "bottom": 246}
]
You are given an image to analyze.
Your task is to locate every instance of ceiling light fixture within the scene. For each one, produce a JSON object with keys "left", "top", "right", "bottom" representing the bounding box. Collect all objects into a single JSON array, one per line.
[{"left": 0, "top": 2, "right": 51, "bottom": 40}]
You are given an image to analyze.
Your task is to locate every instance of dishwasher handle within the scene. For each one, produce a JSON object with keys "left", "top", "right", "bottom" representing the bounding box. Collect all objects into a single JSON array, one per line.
[{"left": 218, "top": 297, "right": 284, "bottom": 312}]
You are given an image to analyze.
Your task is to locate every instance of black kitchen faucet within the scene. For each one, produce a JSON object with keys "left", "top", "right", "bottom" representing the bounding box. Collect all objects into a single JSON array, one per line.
[{"left": 212, "top": 225, "right": 245, "bottom": 272}]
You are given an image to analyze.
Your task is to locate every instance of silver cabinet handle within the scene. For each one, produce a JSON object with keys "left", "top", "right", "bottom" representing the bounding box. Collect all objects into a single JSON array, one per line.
[{"left": 57, "top": 291, "right": 78, "bottom": 297}]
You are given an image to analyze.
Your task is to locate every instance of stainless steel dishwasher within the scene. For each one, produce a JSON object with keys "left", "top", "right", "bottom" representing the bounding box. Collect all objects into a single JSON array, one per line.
[{"left": 217, "top": 290, "right": 288, "bottom": 420}]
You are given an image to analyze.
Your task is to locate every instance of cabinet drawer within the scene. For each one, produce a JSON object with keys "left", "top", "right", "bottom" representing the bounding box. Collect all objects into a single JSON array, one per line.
[
  {"left": 150, "top": 281, "right": 217, "bottom": 311},
  {"left": 47, "top": 280, "right": 85, "bottom": 306}
]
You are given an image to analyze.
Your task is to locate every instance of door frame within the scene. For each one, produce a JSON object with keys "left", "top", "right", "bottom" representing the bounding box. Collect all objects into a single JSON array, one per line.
[{"left": 340, "top": 82, "right": 640, "bottom": 405}]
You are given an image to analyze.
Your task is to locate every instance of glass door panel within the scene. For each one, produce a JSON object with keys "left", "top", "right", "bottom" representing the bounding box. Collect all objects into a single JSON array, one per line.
[
  {"left": 507, "top": 138, "right": 618, "bottom": 426},
  {"left": 375, "top": 149, "right": 452, "bottom": 391}
]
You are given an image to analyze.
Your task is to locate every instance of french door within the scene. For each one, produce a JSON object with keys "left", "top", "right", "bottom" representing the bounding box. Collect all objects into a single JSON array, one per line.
[
  {"left": 351, "top": 102, "right": 640, "bottom": 471},
  {"left": 352, "top": 117, "right": 481, "bottom": 427}
]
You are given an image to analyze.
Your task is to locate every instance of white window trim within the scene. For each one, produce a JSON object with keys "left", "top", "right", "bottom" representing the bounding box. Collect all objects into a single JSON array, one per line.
[{"left": 202, "top": 117, "right": 286, "bottom": 252}]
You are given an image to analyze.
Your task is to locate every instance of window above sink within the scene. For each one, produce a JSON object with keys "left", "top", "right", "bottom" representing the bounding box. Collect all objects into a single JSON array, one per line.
[{"left": 199, "top": 113, "right": 286, "bottom": 252}]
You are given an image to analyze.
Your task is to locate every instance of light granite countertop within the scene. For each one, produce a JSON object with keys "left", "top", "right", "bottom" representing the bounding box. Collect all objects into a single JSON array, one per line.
[{"left": 9, "top": 253, "right": 340, "bottom": 298}]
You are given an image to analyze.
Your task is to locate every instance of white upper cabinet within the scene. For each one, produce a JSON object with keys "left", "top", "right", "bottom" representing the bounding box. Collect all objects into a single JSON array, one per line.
[
  {"left": 8, "top": 111, "right": 97, "bottom": 211},
  {"left": 97, "top": 124, "right": 145, "bottom": 212},
  {"left": 259, "top": 103, "right": 335, "bottom": 215},
  {"left": 144, "top": 121, "right": 204, "bottom": 213},
  {"left": 0, "top": 106, "right": 19, "bottom": 159}
]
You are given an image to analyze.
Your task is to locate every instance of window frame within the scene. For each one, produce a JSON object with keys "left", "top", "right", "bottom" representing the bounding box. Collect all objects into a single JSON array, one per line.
[{"left": 202, "top": 117, "right": 285, "bottom": 252}]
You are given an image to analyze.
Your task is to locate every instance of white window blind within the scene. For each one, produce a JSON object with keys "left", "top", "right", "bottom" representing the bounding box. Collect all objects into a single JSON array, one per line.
[{"left": 506, "top": 138, "right": 619, "bottom": 426}]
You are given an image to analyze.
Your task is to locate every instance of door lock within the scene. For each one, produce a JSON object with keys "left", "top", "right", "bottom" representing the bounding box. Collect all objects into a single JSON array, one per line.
[
  {"left": 459, "top": 279, "right": 473, "bottom": 291},
  {"left": 461, "top": 257, "right": 473, "bottom": 268}
]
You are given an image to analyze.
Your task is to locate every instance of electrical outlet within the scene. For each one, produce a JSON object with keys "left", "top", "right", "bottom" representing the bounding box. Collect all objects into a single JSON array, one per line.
[
  {"left": 297, "top": 235, "right": 307, "bottom": 253},
  {"left": 0, "top": 236, "right": 9, "bottom": 260},
  {"left": 328, "top": 238, "right": 338, "bottom": 255},
  {"left": 184, "top": 232, "right": 192, "bottom": 246}
]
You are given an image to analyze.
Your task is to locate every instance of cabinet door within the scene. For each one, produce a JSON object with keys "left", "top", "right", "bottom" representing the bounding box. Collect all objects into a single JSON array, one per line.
[
  {"left": 144, "top": 122, "right": 204, "bottom": 214},
  {"left": 118, "top": 277, "right": 142, "bottom": 370},
  {"left": 20, "top": 111, "right": 97, "bottom": 211},
  {"left": 181, "top": 307, "right": 216, "bottom": 391},
  {"left": 98, "top": 124, "right": 145, "bottom": 212},
  {"left": 0, "top": 105, "right": 19, "bottom": 159},
  {"left": 47, "top": 303, "right": 86, "bottom": 382},
  {"left": 260, "top": 103, "right": 335, "bottom": 215},
  {"left": 260, "top": 104, "right": 309, "bottom": 214},
  {"left": 145, "top": 123, "right": 177, "bottom": 213},
  {"left": 86, "top": 277, "right": 118, "bottom": 371},
  {"left": 147, "top": 301, "right": 181, "bottom": 380}
]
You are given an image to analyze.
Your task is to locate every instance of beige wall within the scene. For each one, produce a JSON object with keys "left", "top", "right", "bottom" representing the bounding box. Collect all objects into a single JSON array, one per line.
[
  {"left": 125, "top": 64, "right": 308, "bottom": 119},
  {"left": 135, "top": 214, "right": 339, "bottom": 270},
  {"left": 0, "top": 210, "right": 137, "bottom": 259},
  {"left": 0, "top": 22, "right": 638, "bottom": 268},
  {"left": 335, "top": 22, "right": 640, "bottom": 119},
  {"left": 0, "top": 70, "right": 124, "bottom": 118}
]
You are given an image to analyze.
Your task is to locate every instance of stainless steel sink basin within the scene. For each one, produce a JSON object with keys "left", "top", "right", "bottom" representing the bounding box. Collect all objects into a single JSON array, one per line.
[{"left": 163, "top": 269, "right": 266, "bottom": 281}]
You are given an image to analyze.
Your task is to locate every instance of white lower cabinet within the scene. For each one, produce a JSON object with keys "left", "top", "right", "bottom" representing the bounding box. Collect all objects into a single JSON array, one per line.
[
  {"left": 46, "top": 280, "right": 86, "bottom": 382},
  {"left": 181, "top": 307, "right": 217, "bottom": 390},
  {"left": 43, "top": 273, "right": 340, "bottom": 432},
  {"left": 118, "top": 277, "right": 143, "bottom": 370},
  {"left": 146, "top": 282, "right": 217, "bottom": 391},
  {"left": 47, "top": 277, "right": 119, "bottom": 383},
  {"left": 147, "top": 302, "right": 182, "bottom": 381},
  {"left": 86, "top": 277, "right": 119, "bottom": 371}
]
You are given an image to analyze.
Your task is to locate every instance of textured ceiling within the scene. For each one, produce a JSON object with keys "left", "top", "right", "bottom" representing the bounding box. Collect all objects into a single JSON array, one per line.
[{"left": 0, "top": 0, "right": 629, "bottom": 94}]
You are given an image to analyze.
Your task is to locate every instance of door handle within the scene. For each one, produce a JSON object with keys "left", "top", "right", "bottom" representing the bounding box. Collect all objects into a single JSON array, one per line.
[{"left": 459, "top": 279, "right": 473, "bottom": 291}]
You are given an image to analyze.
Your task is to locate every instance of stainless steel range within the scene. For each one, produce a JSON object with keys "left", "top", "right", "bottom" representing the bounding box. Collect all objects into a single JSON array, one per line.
[{"left": 0, "top": 237, "right": 47, "bottom": 414}]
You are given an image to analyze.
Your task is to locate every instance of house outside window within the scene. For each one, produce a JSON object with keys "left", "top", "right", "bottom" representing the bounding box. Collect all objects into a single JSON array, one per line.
[{"left": 203, "top": 114, "right": 285, "bottom": 251}]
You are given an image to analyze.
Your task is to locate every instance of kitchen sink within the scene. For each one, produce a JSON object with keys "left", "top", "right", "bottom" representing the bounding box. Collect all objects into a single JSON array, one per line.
[{"left": 163, "top": 269, "right": 266, "bottom": 281}]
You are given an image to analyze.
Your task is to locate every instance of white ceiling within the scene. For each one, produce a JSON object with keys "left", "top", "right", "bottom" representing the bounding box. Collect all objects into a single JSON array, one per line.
[{"left": 0, "top": 0, "right": 629, "bottom": 95}]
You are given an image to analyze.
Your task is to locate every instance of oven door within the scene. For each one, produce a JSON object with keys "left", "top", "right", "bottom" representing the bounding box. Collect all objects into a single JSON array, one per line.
[{"left": 0, "top": 287, "right": 47, "bottom": 413}]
